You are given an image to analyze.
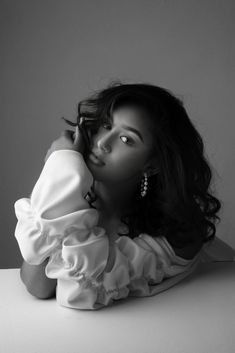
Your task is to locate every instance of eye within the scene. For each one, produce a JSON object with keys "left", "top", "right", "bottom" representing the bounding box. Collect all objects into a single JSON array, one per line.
[
  {"left": 102, "top": 122, "right": 112, "bottom": 130},
  {"left": 120, "top": 136, "right": 134, "bottom": 145}
]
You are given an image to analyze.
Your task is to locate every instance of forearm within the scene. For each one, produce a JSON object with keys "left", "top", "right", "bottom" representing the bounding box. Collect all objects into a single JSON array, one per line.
[{"left": 20, "top": 258, "right": 57, "bottom": 299}]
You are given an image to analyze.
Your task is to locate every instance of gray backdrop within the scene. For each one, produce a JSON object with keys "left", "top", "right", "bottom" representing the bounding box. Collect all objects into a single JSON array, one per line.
[{"left": 1, "top": 0, "right": 234, "bottom": 268}]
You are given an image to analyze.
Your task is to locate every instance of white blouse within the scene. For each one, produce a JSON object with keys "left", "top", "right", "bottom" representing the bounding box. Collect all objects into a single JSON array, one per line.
[{"left": 15, "top": 150, "right": 202, "bottom": 310}]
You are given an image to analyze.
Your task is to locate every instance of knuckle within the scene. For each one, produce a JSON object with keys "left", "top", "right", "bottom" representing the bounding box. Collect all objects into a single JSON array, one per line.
[{"left": 61, "top": 130, "right": 73, "bottom": 137}]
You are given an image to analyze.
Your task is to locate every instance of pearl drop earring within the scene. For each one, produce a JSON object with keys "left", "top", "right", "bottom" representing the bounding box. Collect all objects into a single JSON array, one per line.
[{"left": 141, "top": 172, "right": 148, "bottom": 197}]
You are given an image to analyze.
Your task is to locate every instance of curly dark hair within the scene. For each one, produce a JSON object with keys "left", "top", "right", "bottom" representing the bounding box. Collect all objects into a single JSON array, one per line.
[{"left": 64, "top": 81, "right": 221, "bottom": 251}]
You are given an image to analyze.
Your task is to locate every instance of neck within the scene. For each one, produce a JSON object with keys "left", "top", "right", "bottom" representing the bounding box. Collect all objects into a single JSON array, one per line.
[{"left": 93, "top": 177, "right": 140, "bottom": 217}]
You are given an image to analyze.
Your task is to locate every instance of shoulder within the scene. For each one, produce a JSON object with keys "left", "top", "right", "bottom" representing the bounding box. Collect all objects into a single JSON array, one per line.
[
  {"left": 135, "top": 232, "right": 203, "bottom": 260},
  {"left": 170, "top": 239, "right": 203, "bottom": 260}
]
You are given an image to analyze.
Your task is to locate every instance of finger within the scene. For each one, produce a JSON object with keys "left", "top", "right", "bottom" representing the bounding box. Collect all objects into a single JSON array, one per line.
[
  {"left": 73, "top": 126, "right": 79, "bottom": 145},
  {"left": 61, "top": 130, "right": 74, "bottom": 138},
  {"left": 61, "top": 130, "right": 74, "bottom": 142}
]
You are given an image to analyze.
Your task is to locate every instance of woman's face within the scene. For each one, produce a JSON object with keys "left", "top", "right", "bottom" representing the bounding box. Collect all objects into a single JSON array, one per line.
[{"left": 85, "top": 105, "right": 155, "bottom": 184}]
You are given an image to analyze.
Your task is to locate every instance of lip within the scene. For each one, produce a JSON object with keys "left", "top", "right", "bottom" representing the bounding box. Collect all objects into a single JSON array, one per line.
[{"left": 88, "top": 152, "right": 105, "bottom": 166}]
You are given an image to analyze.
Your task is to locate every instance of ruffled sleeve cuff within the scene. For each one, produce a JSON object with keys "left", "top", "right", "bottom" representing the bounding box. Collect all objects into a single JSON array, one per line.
[
  {"left": 45, "top": 233, "right": 201, "bottom": 310},
  {"left": 14, "top": 150, "right": 97, "bottom": 264}
]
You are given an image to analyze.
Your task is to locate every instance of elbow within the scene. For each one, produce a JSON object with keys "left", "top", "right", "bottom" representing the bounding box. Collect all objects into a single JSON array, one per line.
[
  {"left": 25, "top": 284, "right": 56, "bottom": 300},
  {"left": 20, "top": 265, "right": 56, "bottom": 300}
]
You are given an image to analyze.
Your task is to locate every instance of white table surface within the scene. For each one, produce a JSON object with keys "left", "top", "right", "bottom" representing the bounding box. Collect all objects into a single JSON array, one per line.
[{"left": 0, "top": 262, "right": 235, "bottom": 353}]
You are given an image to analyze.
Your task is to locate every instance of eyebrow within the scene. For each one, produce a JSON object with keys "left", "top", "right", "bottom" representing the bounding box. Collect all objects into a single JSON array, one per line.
[{"left": 121, "top": 124, "right": 144, "bottom": 143}]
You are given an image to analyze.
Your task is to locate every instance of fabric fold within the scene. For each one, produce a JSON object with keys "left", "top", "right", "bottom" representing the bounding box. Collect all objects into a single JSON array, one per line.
[{"left": 14, "top": 149, "right": 202, "bottom": 310}]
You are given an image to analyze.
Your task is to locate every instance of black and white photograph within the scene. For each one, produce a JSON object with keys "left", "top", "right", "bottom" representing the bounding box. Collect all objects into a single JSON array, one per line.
[{"left": 1, "top": 0, "right": 235, "bottom": 352}]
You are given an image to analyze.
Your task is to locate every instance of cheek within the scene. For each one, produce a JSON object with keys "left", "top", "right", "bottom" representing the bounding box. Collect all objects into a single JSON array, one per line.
[
  {"left": 108, "top": 150, "right": 147, "bottom": 178},
  {"left": 117, "top": 154, "right": 141, "bottom": 172}
]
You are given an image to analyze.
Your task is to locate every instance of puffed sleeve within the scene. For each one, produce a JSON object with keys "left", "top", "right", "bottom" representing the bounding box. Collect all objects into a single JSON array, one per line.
[
  {"left": 14, "top": 150, "right": 97, "bottom": 265},
  {"left": 14, "top": 149, "right": 201, "bottom": 310},
  {"left": 45, "top": 231, "right": 201, "bottom": 310}
]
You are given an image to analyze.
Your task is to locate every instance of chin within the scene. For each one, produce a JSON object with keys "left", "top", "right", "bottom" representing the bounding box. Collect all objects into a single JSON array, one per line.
[
  {"left": 87, "top": 167, "right": 116, "bottom": 183},
  {"left": 86, "top": 160, "right": 134, "bottom": 184},
  {"left": 86, "top": 162, "right": 105, "bottom": 180}
]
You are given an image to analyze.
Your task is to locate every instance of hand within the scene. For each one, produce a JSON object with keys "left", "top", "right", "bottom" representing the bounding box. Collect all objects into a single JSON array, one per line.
[{"left": 44, "top": 129, "right": 85, "bottom": 163}]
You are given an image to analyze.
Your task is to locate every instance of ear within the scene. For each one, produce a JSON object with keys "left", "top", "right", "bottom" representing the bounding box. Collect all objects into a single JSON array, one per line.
[
  {"left": 146, "top": 166, "right": 159, "bottom": 177},
  {"left": 144, "top": 157, "right": 159, "bottom": 177}
]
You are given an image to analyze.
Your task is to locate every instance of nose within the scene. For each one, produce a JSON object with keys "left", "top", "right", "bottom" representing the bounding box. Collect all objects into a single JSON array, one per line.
[
  {"left": 96, "top": 133, "right": 112, "bottom": 153},
  {"left": 97, "top": 138, "right": 111, "bottom": 153}
]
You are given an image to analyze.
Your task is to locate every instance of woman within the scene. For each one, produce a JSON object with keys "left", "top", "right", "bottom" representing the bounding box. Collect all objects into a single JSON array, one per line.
[{"left": 15, "top": 82, "right": 221, "bottom": 309}]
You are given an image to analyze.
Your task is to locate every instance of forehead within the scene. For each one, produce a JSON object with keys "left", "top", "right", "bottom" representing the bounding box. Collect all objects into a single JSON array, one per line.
[{"left": 112, "top": 105, "right": 154, "bottom": 142}]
